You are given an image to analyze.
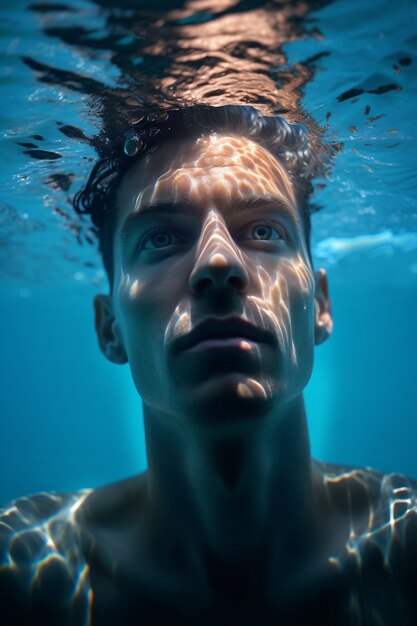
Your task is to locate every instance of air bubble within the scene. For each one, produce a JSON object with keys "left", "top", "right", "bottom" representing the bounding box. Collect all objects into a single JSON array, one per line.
[{"left": 123, "top": 130, "right": 143, "bottom": 156}]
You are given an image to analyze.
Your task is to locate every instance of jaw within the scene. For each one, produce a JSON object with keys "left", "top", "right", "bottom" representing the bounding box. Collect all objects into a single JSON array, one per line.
[{"left": 156, "top": 370, "right": 293, "bottom": 437}]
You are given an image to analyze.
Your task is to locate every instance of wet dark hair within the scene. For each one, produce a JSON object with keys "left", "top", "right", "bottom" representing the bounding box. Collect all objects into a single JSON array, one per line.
[{"left": 74, "top": 105, "right": 329, "bottom": 288}]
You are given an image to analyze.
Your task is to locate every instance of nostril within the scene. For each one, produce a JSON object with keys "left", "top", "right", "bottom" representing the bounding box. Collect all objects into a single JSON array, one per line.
[
  {"left": 228, "top": 276, "right": 245, "bottom": 292},
  {"left": 194, "top": 277, "right": 212, "bottom": 295},
  {"left": 191, "top": 272, "right": 247, "bottom": 296}
]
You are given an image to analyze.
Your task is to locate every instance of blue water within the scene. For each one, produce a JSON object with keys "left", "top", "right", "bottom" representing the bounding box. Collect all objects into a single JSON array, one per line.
[{"left": 0, "top": 0, "right": 416, "bottom": 505}]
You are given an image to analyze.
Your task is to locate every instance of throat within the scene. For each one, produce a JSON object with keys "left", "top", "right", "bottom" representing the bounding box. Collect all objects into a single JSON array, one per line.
[
  {"left": 144, "top": 395, "right": 317, "bottom": 570},
  {"left": 192, "top": 436, "right": 277, "bottom": 555}
]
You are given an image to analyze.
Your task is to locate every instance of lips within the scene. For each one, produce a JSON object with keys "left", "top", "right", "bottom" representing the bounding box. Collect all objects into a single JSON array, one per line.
[{"left": 172, "top": 317, "right": 273, "bottom": 352}]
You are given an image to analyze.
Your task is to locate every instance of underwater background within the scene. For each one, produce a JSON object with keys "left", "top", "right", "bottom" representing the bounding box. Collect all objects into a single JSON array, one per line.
[{"left": 0, "top": 0, "right": 416, "bottom": 506}]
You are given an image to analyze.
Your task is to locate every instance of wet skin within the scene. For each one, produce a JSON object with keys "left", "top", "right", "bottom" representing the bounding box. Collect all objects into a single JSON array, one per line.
[
  {"left": 99, "top": 134, "right": 332, "bottom": 423},
  {"left": 89, "top": 133, "right": 333, "bottom": 616},
  {"left": 2, "top": 134, "right": 417, "bottom": 626}
]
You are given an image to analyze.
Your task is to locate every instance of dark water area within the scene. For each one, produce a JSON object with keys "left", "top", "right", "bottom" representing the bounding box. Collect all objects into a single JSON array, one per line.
[{"left": 0, "top": 0, "right": 416, "bottom": 504}]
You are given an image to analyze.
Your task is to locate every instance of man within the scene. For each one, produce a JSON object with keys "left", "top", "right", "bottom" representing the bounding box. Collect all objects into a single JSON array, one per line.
[{"left": 1, "top": 105, "right": 417, "bottom": 626}]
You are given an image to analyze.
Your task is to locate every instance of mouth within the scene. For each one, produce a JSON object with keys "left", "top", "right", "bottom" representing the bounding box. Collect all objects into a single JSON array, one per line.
[{"left": 172, "top": 317, "right": 274, "bottom": 352}]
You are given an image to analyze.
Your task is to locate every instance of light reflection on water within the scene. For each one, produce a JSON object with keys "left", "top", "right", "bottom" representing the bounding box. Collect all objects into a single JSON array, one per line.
[{"left": 0, "top": 0, "right": 416, "bottom": 287}]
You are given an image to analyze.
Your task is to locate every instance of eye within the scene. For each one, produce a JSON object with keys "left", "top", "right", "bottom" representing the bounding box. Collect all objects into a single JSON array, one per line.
[
  {"left": 142, "top": 229, "right": 179, "bottom": 250},
  {"left": 247, "top": 221, "right": 284, "bottom": 241}
]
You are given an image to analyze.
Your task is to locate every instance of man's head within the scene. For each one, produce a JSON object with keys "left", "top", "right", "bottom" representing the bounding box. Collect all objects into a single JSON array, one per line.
[
  {"left": 75, "top": 105, "right": 333, "bottom": 427},
  {"left": 75, "top": 105, "right": 328, "bottom": 290}
]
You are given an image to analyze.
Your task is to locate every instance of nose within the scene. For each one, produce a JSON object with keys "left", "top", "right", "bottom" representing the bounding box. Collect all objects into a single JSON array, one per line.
[{"left": 189, "top": 212, "right": 250, "bottom": 296}]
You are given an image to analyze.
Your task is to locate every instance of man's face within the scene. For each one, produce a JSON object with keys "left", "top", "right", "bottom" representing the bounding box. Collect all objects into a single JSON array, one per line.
[{"left": 95, "top": 134, "right": 332, "bottom": 426}]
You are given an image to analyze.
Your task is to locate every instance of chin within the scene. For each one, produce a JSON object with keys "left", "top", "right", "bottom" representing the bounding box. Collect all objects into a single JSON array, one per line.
[{"left": 182, "top": 374, "right": 281, "bottom": 431}]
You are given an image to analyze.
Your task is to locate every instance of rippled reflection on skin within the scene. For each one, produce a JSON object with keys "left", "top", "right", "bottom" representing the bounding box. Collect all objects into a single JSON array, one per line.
[
  {"left": 115, "top": 133, "right": 315, "bottom": 409},
  {"left": 0, "top": 491, "right": 94, "bottom": 626},
  {"left": 2, "top": 467, "right": 417, "bottom": 625},
  {"left": 247, "top": 254, "right": 315, "bottom": 370},
  {"left": 4, "top": 133, "right": 417, "bottom": 624},
  {"left": 321, "top": 466, "right": 417, "bottom": 626}
]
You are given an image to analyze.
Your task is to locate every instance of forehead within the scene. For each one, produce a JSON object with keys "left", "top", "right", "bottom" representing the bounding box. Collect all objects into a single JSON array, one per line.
[{"left": 116, "top": 133, "right": 297, "bottom": 221}]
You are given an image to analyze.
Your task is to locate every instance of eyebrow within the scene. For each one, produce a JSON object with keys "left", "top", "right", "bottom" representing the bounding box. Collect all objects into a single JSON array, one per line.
[
  {"left": 119, "top": 195, "right": 300, "bottom": 244},
  {"left": 119, "top": 199, "right": 195, "bottom": 246}
]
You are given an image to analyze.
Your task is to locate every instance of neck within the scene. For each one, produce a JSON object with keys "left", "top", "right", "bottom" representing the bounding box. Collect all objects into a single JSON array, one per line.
[{"left": 142, "top": 394, "right": 320, "bottom": 579}]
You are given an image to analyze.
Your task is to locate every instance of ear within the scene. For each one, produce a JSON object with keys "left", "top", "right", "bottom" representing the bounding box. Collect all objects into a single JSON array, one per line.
[
  {"left": 93, "top": 294, "right": 128, "bottom": 364},
  {"left": 313, "top": 268, "right": 333, "bottom": 346}
]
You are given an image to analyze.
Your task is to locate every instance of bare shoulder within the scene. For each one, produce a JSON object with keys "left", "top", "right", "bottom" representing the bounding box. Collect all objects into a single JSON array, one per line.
[
  {"left": 0, "top": 489, "right": 93, "bottom": 626},
  {"left": 314, "top": 461, "right": 417, "bottom": 622},
  {"left": 315, "top": 460, "right": 417, "bottom": 583},
  {"left": 0, "top": 475, "right": 148, "bottom": 625},
  {"left": 315, "top": 458, "right": 417, "bottom": 516}
]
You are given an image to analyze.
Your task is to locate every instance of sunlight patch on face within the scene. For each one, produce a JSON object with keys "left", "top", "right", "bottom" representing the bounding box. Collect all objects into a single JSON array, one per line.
[
  {"left": 208, "top": 252, "right": 228, "bottom": 267},
  {"left": 193, "top": 135, "right": 293, "bottom": 185},
  {"left": 137, "top": 134, "right": 298, "bottom": 212},
  {"left": 119, "top": 271, "right": 141, "bottom": 301},
  {"left": 129, "top": 279, "right": 140, "bottom": 298},
  {"left": 247, "top": 267, "right": 294, "bottom": 365},
  {"left": 164, "top": 303, "right": 192, "bottom": 345},
  {"left": 131, "top": 188, "right": 147, "bottom": 213},
  {"left": 247, "top": 255, "right": 314, "bottom": 368},
  {"left": 119, "top": 271, "right": 130, "bottom": 292},
  {"left": 237, "top": 378, "right": 268, "bottom": 399},
  {"left": 284, "top": 253, "right": 315, "bottom": 292},
  {"left": 194, "top": 209, "right": 247, "bottom": 267}
]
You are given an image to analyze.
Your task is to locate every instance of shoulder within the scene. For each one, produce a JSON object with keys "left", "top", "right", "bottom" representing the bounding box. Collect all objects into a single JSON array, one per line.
[
  {"left": 314, "top": 461, "right": 417, "bottom": 622},
  {"left": 316, "top": 461, "right": 417, "bottom": 596},
  {"left": 315, "top": 459, "right": 417, "bottom": 517},
  {"left": 0, "top": 489, "right": 93, "bottom": 626}
]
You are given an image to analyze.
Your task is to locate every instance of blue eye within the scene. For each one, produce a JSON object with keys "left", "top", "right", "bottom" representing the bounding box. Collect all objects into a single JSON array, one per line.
[
  {"left": 251, "top": 224, "right": 282, "bottom": 240},
  {"left": 143, "top": 230, "right": 176, "bottom": 250}
]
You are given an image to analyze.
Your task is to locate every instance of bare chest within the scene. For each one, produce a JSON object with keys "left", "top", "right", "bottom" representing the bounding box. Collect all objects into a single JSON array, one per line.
[
  {"left": 86, "top": 529, "right": 417, "bottom": 626},
  {"left": 86, "top": 542, "right": 345, "bottom": 626}
]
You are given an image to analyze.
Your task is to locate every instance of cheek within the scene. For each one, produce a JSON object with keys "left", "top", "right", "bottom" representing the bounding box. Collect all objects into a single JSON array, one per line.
[
  {"left": 117, "top": 271, "right": 188, "bottom": 368},
  {"left": 271, "top": 257, "right": 316, "bottom": 377},
  {"left": 291, "top": 291, "right": 316, "bottom": 357},
  {"left": 115, "top": 285, "right": 168, "bottom": 400},
  {"left": 116, "top": 276, "right": 163, "bottom": 353},
  {"left": 288, "top": 298, "right": 317, "bottom": 402}
]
